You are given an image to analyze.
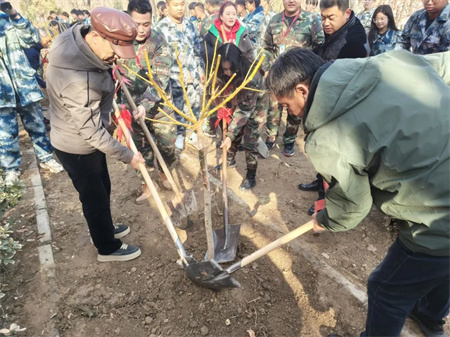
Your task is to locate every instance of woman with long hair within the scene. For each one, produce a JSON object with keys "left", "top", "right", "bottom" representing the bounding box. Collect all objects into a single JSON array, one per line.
[
  {"left": 203, "top": 1, "right": 254, "bottom": 62},
  {"left": 368, "top": 5, "right": 402, "bottom": 56},
  {"left": 216, "top": 43, "right": 268, "bottom": 190}
]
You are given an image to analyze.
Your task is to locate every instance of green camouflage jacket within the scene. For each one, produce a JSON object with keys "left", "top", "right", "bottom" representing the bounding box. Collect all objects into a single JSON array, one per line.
[
  {"left": 123, "top": 28, "right": 173, "bottom": 118},
  {"left": 399, "top": 4, "right": 450, "bottom": 55},
  {"left": 199, "top": 11, "right": 219, "bottom": 38},
  {"left": 156, "top": 16, "right": 205, "bottom": 87},
  {"left": 0, "top": 13, "right": 43, "bottom": 108},
  {"left": 262, "top": 10, "right": 324, "bottom": 72}
]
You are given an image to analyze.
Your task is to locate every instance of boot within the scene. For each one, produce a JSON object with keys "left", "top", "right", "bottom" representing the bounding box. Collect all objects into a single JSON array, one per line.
[
  {"left": 158, "top": 171, "right": 172, "bottom": 190},
  {"left": 240, "top": 168, "right": 256, "bottom": 190}
]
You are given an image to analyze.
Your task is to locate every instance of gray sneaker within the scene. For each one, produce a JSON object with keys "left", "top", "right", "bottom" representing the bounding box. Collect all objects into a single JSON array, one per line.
[{"left": 97, "top": 243, "right": 141, "bottom": 262}]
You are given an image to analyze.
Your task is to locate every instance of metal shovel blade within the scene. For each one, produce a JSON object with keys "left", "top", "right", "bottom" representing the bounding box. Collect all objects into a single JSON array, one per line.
[
  {"left": 257, "top": 137, "right": 270, "bottom": 159},
  {"left": 213, "top": 224, "right": 241, "bottom": 263},
  {"left": 184, "top": 257, "right": 240, "bottom": 290}
]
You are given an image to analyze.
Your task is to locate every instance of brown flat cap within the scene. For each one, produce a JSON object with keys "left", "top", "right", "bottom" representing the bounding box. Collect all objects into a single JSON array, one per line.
[{"left": 91, "top": 7, "right": 137, "bottom": 59}]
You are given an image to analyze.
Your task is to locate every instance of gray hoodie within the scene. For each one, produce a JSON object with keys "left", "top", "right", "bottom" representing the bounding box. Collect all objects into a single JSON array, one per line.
[{"left": 46, "top": 24, "right": 134, "bottom": 163}]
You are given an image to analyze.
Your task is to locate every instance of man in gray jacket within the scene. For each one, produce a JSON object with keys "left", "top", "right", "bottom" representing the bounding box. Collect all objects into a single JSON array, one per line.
[
  {"left": 267, "top": 48, "right": 449, "bottom": 337},
  {"left": 46, "top": 7, "right": 145, "bottom": 262}
]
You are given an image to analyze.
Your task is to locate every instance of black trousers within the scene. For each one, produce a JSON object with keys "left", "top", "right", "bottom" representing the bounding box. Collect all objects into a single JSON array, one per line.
[{"left": 54, "top": 149, "right": 122, "bottom": 255}]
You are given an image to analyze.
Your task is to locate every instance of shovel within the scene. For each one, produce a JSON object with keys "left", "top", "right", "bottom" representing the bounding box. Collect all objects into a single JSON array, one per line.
[
  {"left": 113, "top": 101, "right": 231, "bottom": 286},
  {"left": 212, "top": 118, "right": 241, "bottom": 263},
  {"left": 115, "top": 67, "right": 197, "bottom": 228},
  {"left": 195, "top": 220, "right": 314, "bottom": 291}
]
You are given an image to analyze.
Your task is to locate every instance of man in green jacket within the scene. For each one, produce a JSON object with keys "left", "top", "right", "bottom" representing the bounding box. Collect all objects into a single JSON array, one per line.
[{"left": 267, "top": 48, "right": 450, "bottom": 337}]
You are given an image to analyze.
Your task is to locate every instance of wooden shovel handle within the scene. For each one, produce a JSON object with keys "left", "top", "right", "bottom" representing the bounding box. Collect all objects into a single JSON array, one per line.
[
  {"left": 113, "top": 101, "right": 187, "bottom": 264},
  {"left": 114, "top": 66, "right": 183, "bottom": 199},
  {"left": 239, "top": 220, "right": 314, "bottom": 269},
  {"left": 221, "top": 118, "right": 229, "bottom": 228}
]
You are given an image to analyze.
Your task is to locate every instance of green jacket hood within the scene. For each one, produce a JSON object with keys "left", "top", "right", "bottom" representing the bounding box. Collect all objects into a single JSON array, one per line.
[{"left": 304, "top": 56, "right": 381, "bottom": 133}]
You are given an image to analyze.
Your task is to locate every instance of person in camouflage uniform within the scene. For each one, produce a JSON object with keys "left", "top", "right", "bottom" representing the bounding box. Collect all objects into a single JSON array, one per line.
[
  {"left": 199, "top": 0, "right": 221, "bottom": 38},
  {"left": 219, "top": 44, "right": 269, "bottom": 190},
  {"left": 259, "top": 0, "right": 277, "bottom": 49},
  {"left": 262, "top": 0, "right": 324, "bottom": 157},
  {"left": 243, "top": 0, "right": 266, "bottom": 46},
  {"left": 0, "top": 4, "right": 63, "bottom": 185},
  {"left": 356, "top": 0, "right": 374, "bottom": 34},
  {"left": 156, "top": 0, "right": 205, "bottom": 150},
  {"left": 399, "top": 0, "right": 450, "bottom": 55},
  {"left": 125, "top": 0, "right": 176, "bottom": 200},
  {"left": 368, "top": 5, "right": 402, "bottom": 56},
  {"left": 194, "top": 3, "right": 208, "bottom": 34}
]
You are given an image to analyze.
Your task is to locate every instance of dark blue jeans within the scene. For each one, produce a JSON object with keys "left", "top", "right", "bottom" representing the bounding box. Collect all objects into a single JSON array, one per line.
[{"left": 362, "top": 238, "right": 450, "bottom": 336}]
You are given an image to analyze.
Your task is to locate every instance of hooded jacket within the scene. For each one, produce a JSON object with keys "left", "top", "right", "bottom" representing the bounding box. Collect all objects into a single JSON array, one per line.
[
  {"left": 315, "top": 11, "right": 367, "bottom": 61},
  {"left": 304, "top": 50, "right": 450, "bottom": 256},
  {"left": 204, "top": 17, "right": 254, "bottom": 62},
  {"left": 46, "top": 24, "right": 133, "bottom": 163}
]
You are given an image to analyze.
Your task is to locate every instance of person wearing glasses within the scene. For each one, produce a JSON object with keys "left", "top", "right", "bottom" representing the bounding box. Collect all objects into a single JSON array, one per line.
[
  {"left": 400, "top": 0, "right": 449, "bottom": 54},
  {"left": 368, "top": 5, "right": 402, "bottom": 56}
]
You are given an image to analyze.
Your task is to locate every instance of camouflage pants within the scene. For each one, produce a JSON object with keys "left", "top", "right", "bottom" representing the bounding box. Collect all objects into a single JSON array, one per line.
[
  {"left": 228, "top": 93, "right": 269, "bottom": 170},
  {"left": 265, "top": 96, "right": 302, "bottom": 145},
  {"left": 171, "top": 81, "right": 202, "bottom": 136},
  {"left": 0, "top": 102, "right": 53, "bottom": 171},
  {"left": 131, "top": 116, "right": 176, "bottom": 170}
]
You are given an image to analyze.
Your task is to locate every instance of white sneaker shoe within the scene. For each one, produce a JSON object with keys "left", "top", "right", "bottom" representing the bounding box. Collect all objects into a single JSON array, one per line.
[
  {"left": 4, "top": 170, "right": 21, "bottom": 186},
  {"left": 175, "top": 134, "right": 184, "bottom": 150},
  {"left": 40, "top": 159, "right": 64, "bottom": 173}
]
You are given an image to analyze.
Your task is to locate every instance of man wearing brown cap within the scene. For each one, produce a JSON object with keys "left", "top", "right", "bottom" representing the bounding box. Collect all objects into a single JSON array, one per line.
[{"left": 46, "top": 7, "right": 145, "bottom": 262}]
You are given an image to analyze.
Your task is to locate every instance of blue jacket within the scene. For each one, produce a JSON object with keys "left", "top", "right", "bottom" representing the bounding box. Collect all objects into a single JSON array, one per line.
[{"left": 0, "top": 13, "right": 43, "bottom": 108}]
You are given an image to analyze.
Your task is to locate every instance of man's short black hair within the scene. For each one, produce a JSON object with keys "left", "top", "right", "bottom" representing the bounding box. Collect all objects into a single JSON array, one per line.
[
  {"left": 194, "top": 3, "right": 205, "bottom": 11},
  {"left": 77, "top": 10, "right": 85, "bottom": 16},
  {"left": 70, "top": 8, "right": 77, "bottom": 14},
  {"left": 320, "top": 0, "right": 349, "bottom": 12},
  {"left": 188, "top": 2, "right": 197, "bottom": 10},
  {"left": 61, "top": 11, "right": 69, "bottom": 17},
  {"left": 266, "top": 47, "right": 326, "bottom": 98},
  {"left": 83, "top": 10, "right": 90, "bottom": 16},
  {"left": 50, "top": 10, "right": 56, "bottom": 15},
  {"left": 246, "top": 0, "right": 261, "bottom": 8},
  {"left": 156, "top": 1, "right": 166, "bottom": 9},
  {"left": 128, "top": 0, "right": 153, "bottom": 14},
  {"left": 236, "top": 0, "right": 246, "bottom": 6},
  {"left": 206, "top": 0, "right": 222, "bottom": 7}
]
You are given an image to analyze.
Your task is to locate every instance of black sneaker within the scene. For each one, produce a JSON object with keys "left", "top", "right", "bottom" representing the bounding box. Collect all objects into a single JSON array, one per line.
[
  {"left": 114, "top": 224, "right": 130, "bottom": 239},
  {"left": 409, "top": 304, "right": 447, "bottom": 337},
  {"left": 284, "top": 143, "right": 294, "bottom": 157},
  {"left": 97, "top": 243, "right": 141, "bottom": 262},
  {"left": 90, "top": 224, "right": 131, "bottom": 244},
  {"left": 240, "top": 178, "right": 256, "bottom": 190}
]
